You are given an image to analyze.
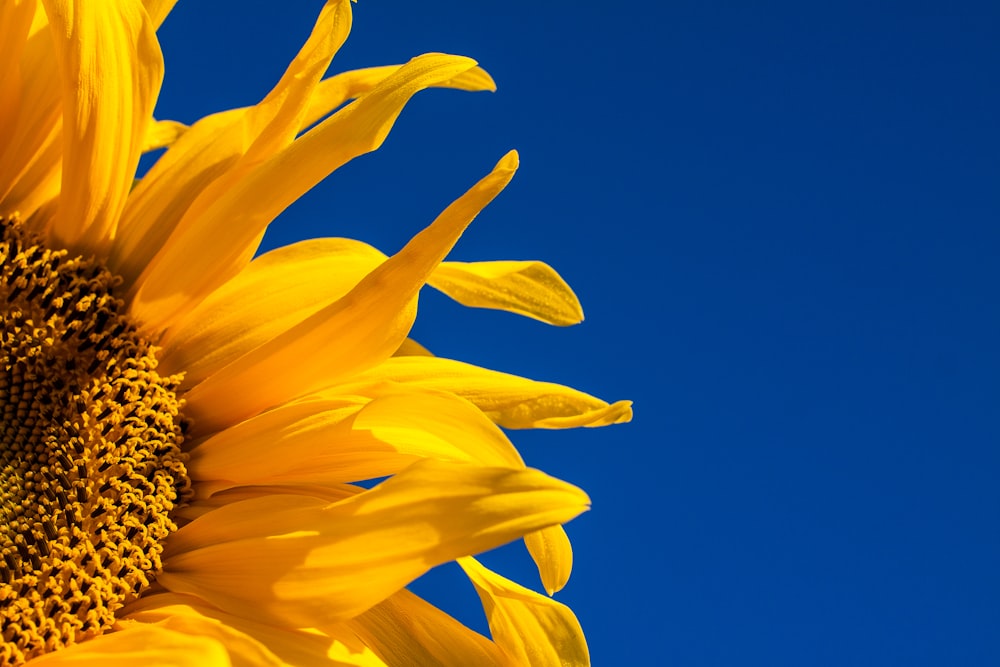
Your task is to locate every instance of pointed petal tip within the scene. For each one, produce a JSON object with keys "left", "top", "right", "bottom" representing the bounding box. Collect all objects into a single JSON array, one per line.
[
  {"left": 496, "top": 149, "right": 519, "bottom": 176},
  {"left": 608, "top": 400, "right": 634, "bottom": 425}
]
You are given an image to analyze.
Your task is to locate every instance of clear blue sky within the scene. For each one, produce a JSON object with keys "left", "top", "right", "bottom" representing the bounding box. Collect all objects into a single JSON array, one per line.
[{"left": 155, "top": 2, "right": 999, "bottom": 664}]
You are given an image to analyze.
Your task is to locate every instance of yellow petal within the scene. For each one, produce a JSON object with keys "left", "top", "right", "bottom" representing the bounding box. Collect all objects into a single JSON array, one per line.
[
  {"left": 141, "top": 118, "right": 187, "bottom": 152},
  {"left": 346, "top": 356, "right": 633, "bottom": 429},
  {"left": 183, "top": 150, "right": 518, "bottom": 433},
  {"left": 113, "top": 61, "right": 489, "bottom": 285},
  {"left": 459, "top": 557, "right": 590, "bottom": 667},
  {"left": 347, "top": 589, "right": 512, "bottom": 667},
  {"left": 429, "top": 260, "right": 583, "bottom": 326},
  {"left": 238, "top": 0, "right": 353, "bottom": 165},
  {"left": 0, "top": 1, "right": 36, "bottom": 150},
  {"left": 303, "top": 63, "right": 495, "bottom": 129},
  {"left": 113, "top": 0, "right": 351, "bottom": 286},
  {"left": 0, "top": 3, "right": 62, "bottom": 222},
  {"left": 188, "top": 389, "right": 525, "bottom": 495},
  {"left": 28, "top": 623, "right": 229, "bottom": 667},
  {"left": 41, "top": 0, "right": 163, "bottom": 252},
  {"left": 159, "top": 459, "right": 589, "bottom": 627},
  {"left": 159, "top": 237, "right": 386, "bottom": 385},
  {"left": 130, "top": 53, "right": 485, "bottom": 334},
  {"left": 525, "top": 526, "right": 574, "bottom": 596},
  {"left": 124, "top": 593, "right": 384, "bottom": 667},
  {"left": 142, "top": 0, "right": 175, "bottom": 28}
]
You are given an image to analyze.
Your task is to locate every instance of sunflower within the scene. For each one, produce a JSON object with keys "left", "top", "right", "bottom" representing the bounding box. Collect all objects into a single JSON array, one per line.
[{"left": 0, "top": 1, "right": 631, "bottom": 665}]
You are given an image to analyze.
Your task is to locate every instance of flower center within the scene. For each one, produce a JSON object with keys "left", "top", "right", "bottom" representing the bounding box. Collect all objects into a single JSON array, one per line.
[{"left": 0, "top": 218, "right": 190, "bottom": 664}]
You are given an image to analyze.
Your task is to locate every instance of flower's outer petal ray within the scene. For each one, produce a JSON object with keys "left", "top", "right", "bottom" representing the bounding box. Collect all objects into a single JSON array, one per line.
[
  {"left": 428, "top": 260, "right": 584, "bottom": 326},
  {"left": 346, "top": 356, "right": 633, "bottom": 429},
  {"left": 112, "top": 108, "right": 243, "bottom": 282},
  {"left": 188, "top": 389, "right": 525, "bottom": 496},
  {"left": 183, "top": 150, "right": 519, "bottom": 433},
  {"left": 346, "top": 588, "right": 514, "bottom": 667},
  {"left": 112, "top": 0, "right": 351, "bottom": 284},
  {"left": 0, "top": 4, "right": 63, "bottom": 223},
  {"left": 124, "top": 593, "right": 386, "bottom": 667},
  {"left": 459, "top": 557, "right": 590, "bottom": 667},
  {"left": 303, "top": 64, "right": 495, "bottom": 131},
  {"left": 176, "top": 483, "right": 364, "bottom": 521},
  {"left": 159, "top": 459, "right": 589, "bottom": 627},
  {"left": 131, "top": 53, "right": 485, "bottom": 334},
  {"left": 525, "top": 526, "right": 574, "bottom": 595},
  {"left": 141, "top": 118, "right": 187, "bottom": 152},
  {"left": 236, "top": 0, "right": 353, "bottom": 166},
  {"left": 41, "top": 0, "right": 163, "bottom": 252},
  {"left": 28, "top": 623, "right": 230, "bottom": 666},
  {"left": 113, "top": 62, "right": 489, "bottom": 287},
  {"left": 159, "top": 238, "right": 386, "bottom": 385},
  {"left": 0, "top": 1, "right": 36, "bottom": 150},
  {"left": 142, "top": 0, "right": 176, "bottom": 28}
]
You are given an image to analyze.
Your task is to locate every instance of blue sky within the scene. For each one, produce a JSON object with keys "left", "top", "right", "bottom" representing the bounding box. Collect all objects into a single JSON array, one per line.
[{"left": 154, "top": 2, "right": 999, "bottom": 664}]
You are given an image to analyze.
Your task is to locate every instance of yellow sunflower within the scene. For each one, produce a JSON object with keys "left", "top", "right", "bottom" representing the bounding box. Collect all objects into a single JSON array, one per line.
[{"left": 0, "top": 1, "right": 632, "bottom": 665}]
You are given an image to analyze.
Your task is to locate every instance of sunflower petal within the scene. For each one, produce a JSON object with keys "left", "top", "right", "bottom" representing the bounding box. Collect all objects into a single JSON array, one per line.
[
  {"left": 346, "top": 588, "right": 513, "bottom": 667},
  {"left": 124, "top": 593, "right": 385, "bottom": 667},
  {"left": 28, "top": 623, "right": 229, "bottom": 667},
  {"left": 525, "top": 526, "right": 574, "bottom": 595},
  {"left": 159, "top": 237, "right": 386, "bottom": 385},
  {"left": 41, "top": 0, "right": 163, "bottom": 252},
  {"left": 113, "top": 0, "right": 351, "bottom": 285},
  {"left": 429, "top": 260, "right": 583, "bottom": 326},
  {"left": 183, "top": 150, "right": 519, "bottom": 433},
  {"left": 303, "top": 63, "right": 495, "bottom": 132},
  {"left": 114, "top": 60, "right": 489, "bottom": 285},
  {"left": 131, "top": 53, "right": 486, "bottom": 334},
  {"left": 459, "top": 557, "right": 590, "bottom": 667},
  {"left": 141, "top": 118, "right": 187, "bottom": 152},
  {"left": 346, "top": 356, "right": 633, "bottom": 429},
  {"left": 142, "top": 0, "right": 175, "bottom": 28},
  {"left": 0, "top": 4, "right": 63, "bottom": 221},
  {"left": 159, "top": 459, "right": 588, "bottom": 627},
  {"left": 188, "top": 389, "right": 525, "bottom": 496}
]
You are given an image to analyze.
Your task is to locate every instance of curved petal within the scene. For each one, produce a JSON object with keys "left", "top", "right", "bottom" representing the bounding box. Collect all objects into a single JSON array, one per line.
[
  {"left": 183, "top": 150, "right": 518, "bottom": 434},
  {"left": 159, "top": 237, "right": 386, "bottom": 384},
  {"left": 346, "top": 588, "right": 513, "bottom": 666},
  {"left": 41, "top": 0, "right": 163, "bottom": 252},
  {"left": 459, "top": 557, "right": 590, "bottom": 667},
  {"left": 345, "top": 356, "right": 633, "bottom": 429},
  {"left": 428, "top": 260, "right": 583, "bottom": 326},
  {"left": 142, "top": 0, "right": 175, "bottom": 28},
  {"left": 141, "top": 118, "right": 187, "bottom": 152},
  {"left": 123, "top": 593, "right": 385, "bottom": 667},
  {"left": 0, "top": 3, "right": 63, "bottom": 222},
  {"left": 159, "top": 459, "right": 589, "bottom": 628},
  {"left": 112, "top": 0, "right": 352, "bottom": 284},
  {"left": 187, "top": 388, "right": 524, "bottom": 496},
  {"left": 525, "top": 526, "right": 574, "bottom": 596},
  {"left": 130, "top": 53, "right": 485, "bottom": 334},
  {"left": 29, "top": 623, "right": 230, "bottom": 666}
]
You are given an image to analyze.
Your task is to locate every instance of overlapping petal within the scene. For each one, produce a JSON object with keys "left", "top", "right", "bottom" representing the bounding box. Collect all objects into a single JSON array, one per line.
[
  {"left": 346, "top": 356, "right": 633, "bottom": 429},
  {"left": 459, "top": 557, "right": 590, "bottom": 667},
  {"left": 345, "top": 589, "right": 512, "bottom": 666},
  {"left": 41, "top": 0, "right": 163, "bottom": 252},
  {"left": 129, "top": 52, "right": 488, "bottom": 333},
  {"left": 29, "top": 623, "right": 229, "bottom": 667},
  {"left": 159, "top": 459, "right": 589, "bottom": 628},
  {"left": 182, "top": 150, "right": 519, "bottom": 433},
  {"left": 187, "top": 389, "right": 524, "bottom": 497}
]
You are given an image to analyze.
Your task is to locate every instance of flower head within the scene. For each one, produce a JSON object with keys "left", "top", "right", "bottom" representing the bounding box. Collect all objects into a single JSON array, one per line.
[{"left": 0, "top": 1, "right": 631, "bottom": 664}]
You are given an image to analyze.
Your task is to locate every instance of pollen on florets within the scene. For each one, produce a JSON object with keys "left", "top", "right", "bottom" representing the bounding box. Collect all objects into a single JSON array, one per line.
[{"left": 0, "top": 218, "right": 191, "bottom": 664}]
